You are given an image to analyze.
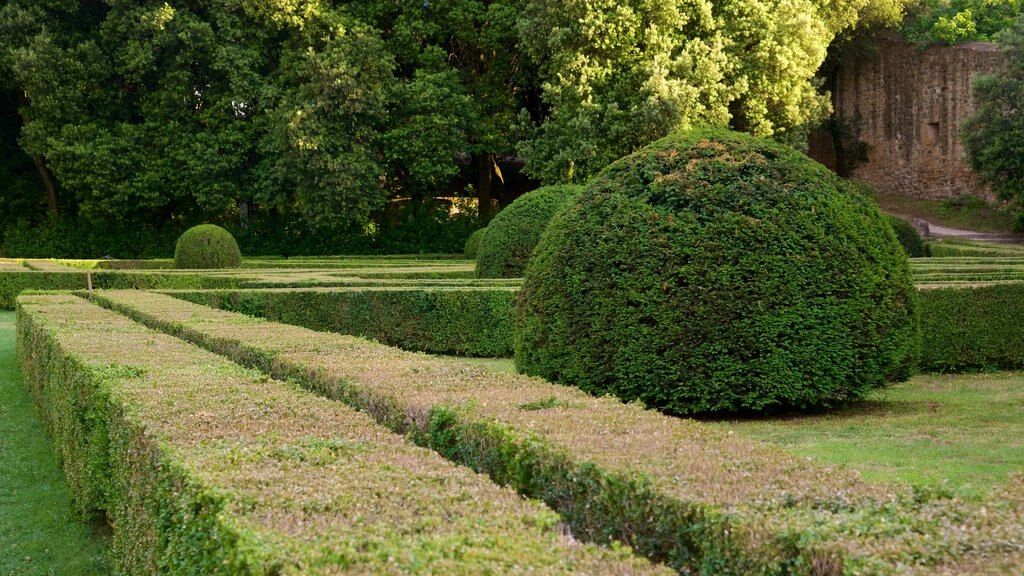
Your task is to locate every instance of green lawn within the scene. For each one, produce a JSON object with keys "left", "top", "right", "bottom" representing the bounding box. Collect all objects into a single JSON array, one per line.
[
  {"left": 719, "top": 372, "right": 1024, "bottom": 496},
  {"left": 459, "top": 357, "right": 1024, "bottom": 496},
  {"left": 0, "top": 311, "right": 110, "bottom": 575}
]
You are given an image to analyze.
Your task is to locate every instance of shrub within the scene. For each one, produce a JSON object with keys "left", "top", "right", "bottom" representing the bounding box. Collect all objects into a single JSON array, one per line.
[
  {"left": 919, "top": 283, "right": 1024, "bottom": 371},
  {"left": 516, "top": 128, "right": 920, "bottom": 415},
  {"left": 475, "top": 185, "right": 583, "bottom": 278},
  {"left": 463, "top": 228, "right": 487, "bottom": 259},
  {"left": 887, "top": 215, "right": 928, "bottom": 257},
  {"left": 173, "top": 224, "right": 241, "bottom": 269}
]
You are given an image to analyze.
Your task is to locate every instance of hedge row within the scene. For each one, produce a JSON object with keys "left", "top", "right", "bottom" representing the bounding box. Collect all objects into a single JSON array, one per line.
[
  {"left": 93, "top": 290, "right": 1024, "bottom": 575},
  {"left": 170, "top": 281, "right": 1024, "bottom": 372},
  {"left": 0, "top": 271, "right": 243, "bottom": 309},
  {"left": 919, "top": 283, "right": 1024, "bottom": 371},
  {"left": 171, "top": 288, "right": 516, "bottom": 357},
  {"left": 17, "top": 294, "right": 658, "bottom": 574}
]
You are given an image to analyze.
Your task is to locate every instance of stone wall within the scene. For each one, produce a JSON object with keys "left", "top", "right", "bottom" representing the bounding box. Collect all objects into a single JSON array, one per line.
[{"left": 810, "top": 34, "right": 1003, "bottom": 200}]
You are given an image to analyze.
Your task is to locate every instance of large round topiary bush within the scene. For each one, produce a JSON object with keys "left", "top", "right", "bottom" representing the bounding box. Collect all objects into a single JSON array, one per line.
[
  {"left": 174, "top": 224, "right": 242, "bottom": 269},
  {"left": 515, "top": 128, "right": 920, "bottom": 415},
  {"left": 886, "top": 215, "right": 928, "bottom": 258},
  {"left": 464, "top": 228, "right": 487, "bottom": 259},
  {"left": 476, "top": 185, "right": 583, "bottom": 278}
]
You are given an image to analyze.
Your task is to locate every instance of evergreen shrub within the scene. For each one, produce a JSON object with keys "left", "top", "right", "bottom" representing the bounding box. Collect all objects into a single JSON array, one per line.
[
  {"left": 475, "top": 185, "right": 582, "bottom": 278},
  {"left": 464, "top": 228, "right": 487, "bottom": 259},
  {"left": 887, "top": 215, "right": 928, "bottom": 257},
  {"left": 173, "top": 224, "right": 242, "bottom": 269},
  {"left": 516, "top": 128, "right": 920, "bottom": 414}
]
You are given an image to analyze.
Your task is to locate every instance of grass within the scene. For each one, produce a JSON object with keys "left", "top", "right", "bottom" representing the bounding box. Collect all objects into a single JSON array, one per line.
[
  {"left": 718, "top": 371, "right": 1024, "bottom": 496},
  {"left": 875, "top": 192, "right": 1020, "bottom": 234},
  {"left": 455, "top": 357, "right": 1024, "bottom": 496},
  {"left": 0, "top": 311, "right": 110, "bottom": 575}
]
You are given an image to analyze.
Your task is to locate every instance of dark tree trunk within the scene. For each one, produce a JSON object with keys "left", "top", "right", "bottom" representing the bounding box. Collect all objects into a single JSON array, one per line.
[{"left": 33, "top": 155, "right": 58, "bottom": 214}]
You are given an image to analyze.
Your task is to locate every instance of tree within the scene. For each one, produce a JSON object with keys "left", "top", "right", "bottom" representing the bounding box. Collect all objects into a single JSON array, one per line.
[
  {"left": 962, "top": 14, "right": 1024, "bottom": 216},
  {"left": 515, "top": 0, "right": 908, "bottom": 185}
]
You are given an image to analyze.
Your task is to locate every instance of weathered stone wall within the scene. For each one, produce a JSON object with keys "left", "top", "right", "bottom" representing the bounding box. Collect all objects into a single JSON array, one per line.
[{"left": 810, "top": 34, "right": 1003, "bottom": 200}]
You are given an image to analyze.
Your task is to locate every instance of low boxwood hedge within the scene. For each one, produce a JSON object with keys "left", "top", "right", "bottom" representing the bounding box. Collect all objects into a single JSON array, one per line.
[
  {"left": 94, "top": 290, "right": 1024, "bottom": 574},
  {"left": 919, "top": 282, "right": 1024, "bottom": 371},
  {"left": 17, "top": 294, "right": 659, "bottom": 574},
  {"left": 172, "top": 287, "right": 516, "bottom": 357}
]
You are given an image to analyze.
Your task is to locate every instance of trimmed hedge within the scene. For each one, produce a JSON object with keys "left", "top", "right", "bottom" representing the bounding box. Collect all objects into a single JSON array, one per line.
[
  {"left": 919, "top": 283, "right": 1024, "bottom": 371},
  {"left": 0, "top": 271, "right": 243, "bottom": 310},
  {"left": 516, "top": 128, "right": 920, "bottom": 415},
  {"left": 173, "top": 224, "right": 241, "bottom": 269},
  {"left": 463, "top": 228, "right": 487, "bottom": 259},
  {"left": 94, "top": 290, "right": 1024, "bottom": 575},
  {"left": 475, "top": 185, "right": 582, "bottom": 278},
  {"left": 886, "top": 215, "right": 928, "bottom": 257},
  {"left": 17, "top": 294, "right": 659, "bottom": 574},
  {"left": 172, "top": 287, "right": 516, "bottom": 357}
]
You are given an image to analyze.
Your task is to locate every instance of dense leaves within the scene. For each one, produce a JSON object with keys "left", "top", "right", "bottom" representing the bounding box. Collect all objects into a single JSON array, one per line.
[
  {"left": 475, "top": 185, "right": 582, "bottom": 278},
  {"left": 0, "top": 0, "right": 907, "bottom": 256},
  {"left": 515, "top": 128, "right": 920, "bottom": 415},
  {"left": 887, "top": 215, "right": 928, "bottom": 257},
  {"left": 173, "top": 224, "right": 241, "bottom": 269},
  {"left": 903, "top": 0, "right": 1021, "bottom": 44},
  {"left": 962, "top": 14, "right": 1024, "bottom": 214}
]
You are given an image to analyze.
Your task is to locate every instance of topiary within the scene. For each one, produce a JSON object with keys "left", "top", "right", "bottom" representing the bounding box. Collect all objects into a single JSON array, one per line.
[
  {"left": 475, "top": 185, "right": 583, "bottom": 278},
  {"left": 173, "top": 224, "right": 242, "bottom": 269},
  {"left": 886, "top": 215, "right": 928, "bottom": 258},
  {"left": 515, "top": 128, "right": 920, "bottom": 415},
  {"left": 464, "top": 228, "right": 487, "bottom": 259}
]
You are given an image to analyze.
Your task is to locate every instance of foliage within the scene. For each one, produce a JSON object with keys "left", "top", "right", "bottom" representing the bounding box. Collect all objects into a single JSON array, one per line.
[
  {"left": 19, "top": 295, "right": 651, "bottom": 574},
  {"left": 179, "top": 288, "right": 516, "bottom": 357},
  {"left": 463, "top": 228, "right": 487, "bottom": 259},
  {"left": 962, "top": 15, "right": 1024, "bottom": 210},
  {"left": 475, "top": 185, "right": 582, "bottom": 278},
  {"left": 886, "top": 214, "right": 928, "bottom": 257},
  {"left": 516, "top": 0, "right": 906, "bottom": 184},
  {"left": 903, "top": 0, "right": 1021, "bottom": 44},
  {"left": 173, "top": 224, "right": 241, "bottom": 269},
  {"left": 516, "top": 128, "right": 920, "bottom": 415},
  {"left": 919, "top": 283, "right": 1024, "bottom": 371},
  {"left": 96, "top": 289, "right": 1024, "bottom": 574}
]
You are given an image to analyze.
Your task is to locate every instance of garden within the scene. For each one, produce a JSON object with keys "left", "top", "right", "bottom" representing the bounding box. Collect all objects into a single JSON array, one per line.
[
  {"left": 1, "top": 128, "right": 1023, "bottom": 575},
  {"left": 4, "top": 0, "right": 1024, "bottom": 573}
]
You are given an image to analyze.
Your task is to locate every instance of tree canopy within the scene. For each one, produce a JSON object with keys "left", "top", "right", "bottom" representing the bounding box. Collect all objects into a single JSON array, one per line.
[{"left": 0, "top": 0, "right": 906, "bottom": 255}]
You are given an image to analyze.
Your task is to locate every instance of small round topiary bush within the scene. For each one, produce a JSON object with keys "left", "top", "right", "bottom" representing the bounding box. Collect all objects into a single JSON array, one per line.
[
  {"left": 886, "top": 215, "right": 928, "bottom": 258},
  {"left": 464, "top": 228, "right": 487, "bottom": 259},
  {"left": 515, "top": 128, "right": 920, "bottom": 415},
  {"left": 173, "top": 224, "right": 242, "bottom": 269},
  {"left": 475, "top": 185, "right": 583, "bottom": 278}
]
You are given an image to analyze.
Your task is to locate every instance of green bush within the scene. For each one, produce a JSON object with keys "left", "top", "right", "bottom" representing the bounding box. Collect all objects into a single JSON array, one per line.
[
  {"left": 516, "top": 128, "right": 920, "bottom": 415},
  {"left": 176, "top": 288, "right": 516, "bottom": 357},
  {"left": 475, "top": 185, "right": 583, "bottom": 278},
  {"left": 95, "top": 290, "right": 1024, "bottom": 574},
  {"left": 173, "top": 224, "right": 241, "bottom": 269},
  {"left": 463, "top": 228, "right": 487, "bottom": 259},
  {"left": 919, "top": 283, "right": 1024, "bottom": 371},
  {"left": 887, "top": 215, "right": 928, "bottom": 257}
]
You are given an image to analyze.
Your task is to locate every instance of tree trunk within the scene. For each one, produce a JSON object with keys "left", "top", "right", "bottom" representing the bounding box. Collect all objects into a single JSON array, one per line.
[
  {"left": 33, "top": 155, "right": 58, "bottom": 214},
  {"left": 477, "top": 153, "right": 493, "bottom": 221}
]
